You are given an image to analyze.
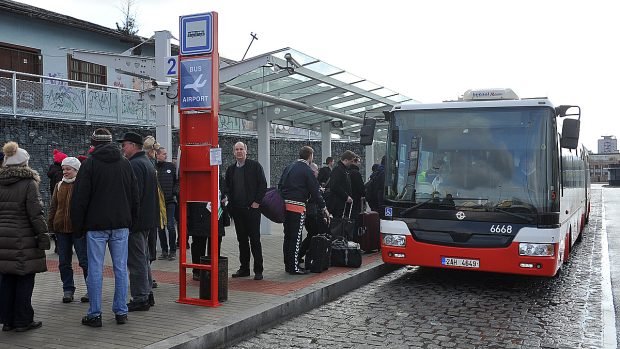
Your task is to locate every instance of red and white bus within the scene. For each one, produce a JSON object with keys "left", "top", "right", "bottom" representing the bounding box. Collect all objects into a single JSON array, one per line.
[{"left": 379, "top": 89, "right": 589, "bottom": 276}]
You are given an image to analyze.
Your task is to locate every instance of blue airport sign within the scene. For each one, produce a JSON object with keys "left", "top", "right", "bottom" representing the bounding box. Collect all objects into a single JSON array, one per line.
[
  {"left": 179, "top": 57, "right": 212, "bottom": 110},
  {"left": 179, "top": 13, "right": 213, "bottom": 55}
]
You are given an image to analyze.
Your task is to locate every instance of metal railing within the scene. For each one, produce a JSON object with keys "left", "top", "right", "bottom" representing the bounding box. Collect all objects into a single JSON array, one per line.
[{"left": 0, "top": 69, "right": 154, "bottom": 126}]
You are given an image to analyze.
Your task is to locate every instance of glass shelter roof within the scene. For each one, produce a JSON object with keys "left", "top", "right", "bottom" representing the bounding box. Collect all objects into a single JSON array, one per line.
[{"left": 219, "top": 48, "right": 415, "bottom": 137}]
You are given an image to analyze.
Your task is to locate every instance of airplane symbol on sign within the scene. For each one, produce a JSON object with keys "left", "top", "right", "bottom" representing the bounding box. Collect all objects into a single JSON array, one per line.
[{"left": 184, "top": 74, "right": 207, "bottom": 92}]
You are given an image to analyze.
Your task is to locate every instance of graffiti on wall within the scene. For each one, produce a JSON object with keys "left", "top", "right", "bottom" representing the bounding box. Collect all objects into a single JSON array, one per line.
[{"left": 43, "top": 84, "right": 85, "bottom": 114}]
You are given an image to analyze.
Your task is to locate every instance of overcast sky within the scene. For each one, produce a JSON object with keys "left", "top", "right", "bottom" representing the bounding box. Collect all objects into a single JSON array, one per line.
[{"left": 17, "top": 0, "right": 620, "bottom": 151}]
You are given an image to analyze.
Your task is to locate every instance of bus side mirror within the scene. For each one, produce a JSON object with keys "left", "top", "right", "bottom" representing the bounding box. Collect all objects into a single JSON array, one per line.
[
  {"left": 560, "top": 118, "right": 580, "bottom": 149},
  {"left": 359, "top": 118, "right": 377, "bottom": 146}
]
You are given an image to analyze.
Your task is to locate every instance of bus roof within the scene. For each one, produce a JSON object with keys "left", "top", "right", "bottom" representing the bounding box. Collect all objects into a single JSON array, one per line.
[{"left": 393, "top": 98, "right": 556, "bottom": 112}]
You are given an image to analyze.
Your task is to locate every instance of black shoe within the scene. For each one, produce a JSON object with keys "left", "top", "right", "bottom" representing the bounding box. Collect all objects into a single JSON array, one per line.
[
  {"left": 115, "top": 314, "right": 127, "bottom": 325},
  {"left": 157, "top": 252, "right": 169, "bottom": 260},
  {"left": 15, "top": 321, "right": 42, "bottom": 332},
  {"left": 62, "top": 291, "right": 74, "bottom": 303},
  {"left": 148, "top": 292, "right": 155, "bottom": 306},
  {"left": 152, "top": 280, "right": 158, "bottom": 289},
  {"left": 2, "top": 324, "right": 15, "bottom": 332},
  {"left": 232, "top": 269, "right": 250, "bottom": 278},
  {"left": 127, "top": 300, "right": 150, "bottom": 312},
  {"left": 81, "top": 315, "right": 102, "bottom": 328},
  {"left": 254, "top": 273, "right": 263, "bottom": 280},
  {"left": 288, "top": 268, "right": 310, "bottom": 275},
  {"left": 80, "top": 293, "right": 89, "bottom": 303},
  {"left": 168, "top": 252, "right": 176, "bottom": 261}
]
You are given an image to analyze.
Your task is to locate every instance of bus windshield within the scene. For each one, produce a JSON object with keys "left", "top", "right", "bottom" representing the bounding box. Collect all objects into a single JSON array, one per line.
[{"left": 386, "top": 107, "right": 554, "bottom": 213}]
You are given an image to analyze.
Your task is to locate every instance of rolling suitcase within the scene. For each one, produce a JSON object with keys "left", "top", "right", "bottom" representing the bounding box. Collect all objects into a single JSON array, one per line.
[
  {"left": 354, "top": 199, "right": 381, "bottom": 253},
  {"left": 305, "top": 233, "right": 331, "bottom": 273}
]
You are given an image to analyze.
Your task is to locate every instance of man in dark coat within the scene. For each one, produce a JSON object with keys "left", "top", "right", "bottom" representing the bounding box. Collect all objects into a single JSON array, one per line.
[
  {"left": 117, "top": 132, "right": 158, "bottom": 311},
  {"left": 280, "top": 146, "right": 329, "bottom": 274},
  {"left": 155, "top": 147, "right": 178, "bottom": 261},
  {"left": 317, "top": 156, "right": 334, "bottom": 187},
  {"left": 224, "top": 142, "right": 267, "bottom": 280},
  {"left": 0, "top": 141, "right": 49, "bottom": 332},
  {"left": 367, "top": 155, "right": 386, "bottom": 212},
  {"left": 327, "top": 150, "right": 356, "bottom": 220},
  {"left": 349, "top": 156, "right": 366, "bottom": 235},
  {"left": 71, "top": 128, "right": 138, "bottom": 327}
]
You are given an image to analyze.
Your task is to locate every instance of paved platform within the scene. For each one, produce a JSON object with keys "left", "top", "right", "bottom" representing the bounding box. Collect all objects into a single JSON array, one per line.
[{"left": 0, "top": 223, "right": 397, "bottom": 349}]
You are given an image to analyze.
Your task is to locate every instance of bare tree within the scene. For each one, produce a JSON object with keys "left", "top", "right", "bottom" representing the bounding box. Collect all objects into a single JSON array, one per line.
[{"left": 116, "top": 0, "right": 139, "bottom": 36}]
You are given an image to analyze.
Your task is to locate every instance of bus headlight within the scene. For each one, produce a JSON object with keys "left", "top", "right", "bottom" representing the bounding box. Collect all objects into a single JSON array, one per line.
[
  {"left": 383, "top": 234, "right": 406, "bottom": 247},
  {"left": 518, "top": 243, "right": 554, "bottom": 256}
]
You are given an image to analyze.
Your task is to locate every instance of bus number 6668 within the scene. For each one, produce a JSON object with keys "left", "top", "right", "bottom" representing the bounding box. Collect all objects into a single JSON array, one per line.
[{"left": 490, "top": 225, "right": 512, "bottom": 234}]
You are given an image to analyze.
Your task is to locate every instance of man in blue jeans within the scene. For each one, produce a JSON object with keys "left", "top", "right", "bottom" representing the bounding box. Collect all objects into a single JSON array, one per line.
[{"left": 71, "top": 128, "right": 139, "bottom": 327}]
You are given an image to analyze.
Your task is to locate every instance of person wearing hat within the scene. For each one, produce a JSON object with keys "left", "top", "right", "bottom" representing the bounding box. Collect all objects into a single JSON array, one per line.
[
  {"left": 71, "top": 128, "right": 138, "bottom": 327},
  {"left": 48, "top": 157, "right": 89, "bottom": 304},
  {"left": 117, "top": 131, "right": 159, "bottom": 311},
  {"left": 47, "top": 149, "right": 68, "bottom": 255},
  {"left": 47, "top": 149, "right": 67, "bottom": 196},
  {"left": 142, "top": 135, "right": 162, "bottom": 289},
  {"left": 0, "top": 141, "right": 50, "bottom": 333}
]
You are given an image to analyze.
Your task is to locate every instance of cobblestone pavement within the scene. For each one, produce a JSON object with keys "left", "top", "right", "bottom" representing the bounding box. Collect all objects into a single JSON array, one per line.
[{"left": 232, "top": 188, "right": 605, "bottom": 349}]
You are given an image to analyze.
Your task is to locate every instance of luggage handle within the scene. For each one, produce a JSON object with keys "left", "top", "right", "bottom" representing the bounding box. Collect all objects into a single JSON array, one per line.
[{"left": 341, "top": 201, "right": 353, "bottom": 219}]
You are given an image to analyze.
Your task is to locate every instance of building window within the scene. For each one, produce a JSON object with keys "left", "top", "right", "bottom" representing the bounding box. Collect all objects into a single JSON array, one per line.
[
  {"left": 0, "top": 42, "right": 42, "bottom": 80},
  {"left": 67, "top": 55, "right": 107, "bottom": 87}
]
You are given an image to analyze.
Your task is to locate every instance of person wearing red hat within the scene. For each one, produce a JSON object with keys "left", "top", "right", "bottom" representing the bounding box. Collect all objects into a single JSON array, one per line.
[
  {"left": 47, "top": 149, "right": 67, "bottom": 197},
  {"left": 47, "top": 149, "right": 67, "bottom": 255}
]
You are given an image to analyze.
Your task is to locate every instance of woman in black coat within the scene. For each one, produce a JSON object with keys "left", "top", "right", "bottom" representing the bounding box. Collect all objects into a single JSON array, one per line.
[{"left": 0, "top": 142, "right": 50, "bottom": 332}]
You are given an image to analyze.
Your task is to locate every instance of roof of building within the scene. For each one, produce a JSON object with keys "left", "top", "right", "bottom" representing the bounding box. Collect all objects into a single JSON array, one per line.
[{"left": 0, "top": 0, "right": 146, "bottom": 44}]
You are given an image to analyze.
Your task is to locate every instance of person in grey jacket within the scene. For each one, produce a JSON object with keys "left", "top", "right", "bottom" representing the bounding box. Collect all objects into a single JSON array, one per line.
[{"left": 0, "top": 141, "right": 49, "bottom": 332}]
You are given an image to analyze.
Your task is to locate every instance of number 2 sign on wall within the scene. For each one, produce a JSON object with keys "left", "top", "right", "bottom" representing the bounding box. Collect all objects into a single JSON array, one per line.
[{"left": 166, "top": 56, "right": 178, "bottom": 77}]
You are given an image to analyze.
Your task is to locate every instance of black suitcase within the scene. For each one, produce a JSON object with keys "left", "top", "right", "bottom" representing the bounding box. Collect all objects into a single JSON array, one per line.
[
  {"left": 330, "top": 237, "right": 362, "bottom": 268},
  {"left": 305, "top": 234, "right": 331, "bottom": 273}
]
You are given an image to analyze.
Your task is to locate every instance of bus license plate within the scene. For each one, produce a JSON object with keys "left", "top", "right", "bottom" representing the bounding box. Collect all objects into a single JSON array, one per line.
[{"left": 441, "top": 257, "right": 479, "bottom": 268}]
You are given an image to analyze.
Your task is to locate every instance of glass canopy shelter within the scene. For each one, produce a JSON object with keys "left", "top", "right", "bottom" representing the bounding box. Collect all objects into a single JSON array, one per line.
[{"left": 218, "top": 47, "right": 414, "bottom": 138}]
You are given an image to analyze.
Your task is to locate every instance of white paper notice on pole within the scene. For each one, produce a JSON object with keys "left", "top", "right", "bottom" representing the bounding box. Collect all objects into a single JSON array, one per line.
[{"left": 210, "top": 147, "right": 222, "bottom": 166}]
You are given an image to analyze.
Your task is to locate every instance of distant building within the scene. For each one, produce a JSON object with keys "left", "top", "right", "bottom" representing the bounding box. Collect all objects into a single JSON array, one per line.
[
  {"left": 598, "top": 135, "right": 618, "bottom": 154},
  {"left": 589, "top": 153, "right": 620, "bottom": 183}
]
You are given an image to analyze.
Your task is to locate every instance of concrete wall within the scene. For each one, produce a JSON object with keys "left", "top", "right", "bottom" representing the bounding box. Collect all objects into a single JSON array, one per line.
[{"left": 2, "top": 116, "right": 366, "bottom": 211}]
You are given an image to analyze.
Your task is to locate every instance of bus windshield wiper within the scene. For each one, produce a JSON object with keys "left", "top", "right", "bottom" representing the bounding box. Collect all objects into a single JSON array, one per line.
[
  {"left": 490, "top": 207, "right": 535, "bottom": 223},
  {"left": 400, "top": 198, "right": 434, "bottom": 217}
]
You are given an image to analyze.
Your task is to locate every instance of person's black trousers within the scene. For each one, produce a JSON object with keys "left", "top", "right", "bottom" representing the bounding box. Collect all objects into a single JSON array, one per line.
[
  {"left": 283, "top": 210, "right": 305, "bottom": 272},
  {"left": 0, "top": 273, "right": 36, "bottom": 327},
  {"left": 230, "top": 207, "right": 263, "bottom": 274},
  {"left": 191, "top": 235, "right": 222, "bottom": 277},
  {"left": 148, "top": 227, "right": 158, "bottom": 263}
]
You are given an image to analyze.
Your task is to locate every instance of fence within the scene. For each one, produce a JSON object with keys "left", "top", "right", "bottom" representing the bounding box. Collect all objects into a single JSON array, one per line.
[{"left": 0, "top": 69, "right": 154, "bottom": 126}]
